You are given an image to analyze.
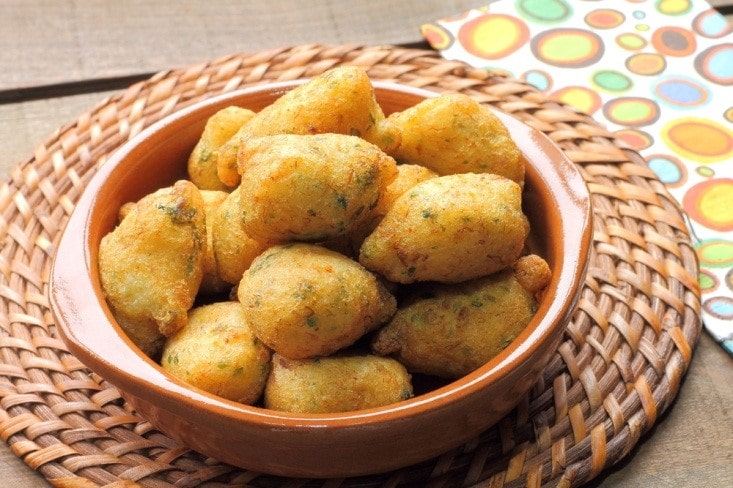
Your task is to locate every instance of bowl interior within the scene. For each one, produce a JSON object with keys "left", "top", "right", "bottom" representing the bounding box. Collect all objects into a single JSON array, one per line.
[{"left": 49, "top": 80, "right": 592, "bottom": 475}]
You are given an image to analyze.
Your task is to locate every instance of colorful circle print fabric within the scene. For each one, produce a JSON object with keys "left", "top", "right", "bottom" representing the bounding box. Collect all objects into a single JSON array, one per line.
[{"left": 422, "top": 0, "right": 733, "bottom": 355}]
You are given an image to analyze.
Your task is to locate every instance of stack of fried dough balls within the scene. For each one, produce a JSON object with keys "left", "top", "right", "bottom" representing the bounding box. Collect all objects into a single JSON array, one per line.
[{"left": 98, "top": 66, "right": 551, "bottom": 414}]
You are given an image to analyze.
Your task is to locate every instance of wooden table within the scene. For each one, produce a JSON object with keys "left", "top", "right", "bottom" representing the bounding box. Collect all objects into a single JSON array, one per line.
[{"left": 2, "top": 2, "right": 732, "bottom": 486}]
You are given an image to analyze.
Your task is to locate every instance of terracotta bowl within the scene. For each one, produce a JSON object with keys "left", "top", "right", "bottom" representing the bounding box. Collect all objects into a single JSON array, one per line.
[{"left": 50, "top": 81, "right": 592, "bottom": 478}]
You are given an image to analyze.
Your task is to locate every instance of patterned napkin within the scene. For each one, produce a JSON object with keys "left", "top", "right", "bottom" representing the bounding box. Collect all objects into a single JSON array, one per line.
[{"left": 421, "top": 0, "right": 732, "bottom": 355}]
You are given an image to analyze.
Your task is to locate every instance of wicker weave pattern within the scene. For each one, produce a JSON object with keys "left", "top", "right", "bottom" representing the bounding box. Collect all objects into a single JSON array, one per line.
[{"left": 0, "top": 45, "right": 701, "bottom": 487}]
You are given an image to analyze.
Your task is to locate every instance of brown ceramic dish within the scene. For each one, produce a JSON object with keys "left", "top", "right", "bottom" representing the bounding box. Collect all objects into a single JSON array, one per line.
[{"left": 50, "top": 81, "right": 592, "bottom": 478}]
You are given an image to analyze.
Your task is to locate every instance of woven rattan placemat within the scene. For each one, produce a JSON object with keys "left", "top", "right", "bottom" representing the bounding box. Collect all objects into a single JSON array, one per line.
[{"left": 0, "top": 45, "right": 702, "bottom": 487}]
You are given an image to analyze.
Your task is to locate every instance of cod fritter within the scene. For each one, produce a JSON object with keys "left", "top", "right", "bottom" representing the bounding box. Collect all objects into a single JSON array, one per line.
[
  {"left": 99, "top": 180, "right": 206, "bottom": 356},
  {"left": 381, "top": 93, "right": 523, "bottom": 183},
  {"left": 265, "top": 353, "right": 413, "bottom": 413},
  {"left": 238, "top": 243, "right": 396, "bottom": 359},
  {"left": 216, "top": 66, "right": 395, "bottom": 187},
  {"left": 187, "top": 106, "right": 255, "bottom": 191},
  {"left": 161, "top": 302, "right": 272, "bottom": 404},
  {"left": 371, "top": 256, "right": 551, "bottom": 378},
  {"left": 359, "top": 173, "right": 529, "bottom": 283},
  {"left": 236, "top": 133, "right": 398, "bottom": 242}
]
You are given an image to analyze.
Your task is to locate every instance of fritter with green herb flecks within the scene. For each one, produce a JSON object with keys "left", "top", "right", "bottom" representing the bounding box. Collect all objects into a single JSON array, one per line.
[
  {"left": 162, "top": 302, "right": 272, "bottom": 404},
  {"left": 265, "top": 353, "right": 412, "bottom": 413},
  {"left": 359, "top": 173, "right": 529, "bottom": 284},
  {"left": 99, "top": 180, "right": 206, "bottom": 356},
  {"left": 216, "top": 66, "right": 395, "bottom": 187},
  {"left": 238, "top": 243, "right": 396, "bottom": 359},
  {"left": 381, "top": 93, "right": 523, "bottom": 183},
  {"left": 236, "top": 133, "right": 397, "bottom": 243},
  {"left": 198, "top": 190, "right": 231, "bottom": 295},
  {"left": 371, "top": 260, "right": 550, "bottom": 378},
  {"left": 211, "top": 186, "right": 277, "bottom": 285},
  {"left": 188, "top": 106, "right": 255, "bottom": 191}
]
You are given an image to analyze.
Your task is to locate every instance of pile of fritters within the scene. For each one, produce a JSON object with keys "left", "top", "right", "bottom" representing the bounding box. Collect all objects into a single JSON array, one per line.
[{"left": 98, "top": 66, "right": 551, "bottom": 413}]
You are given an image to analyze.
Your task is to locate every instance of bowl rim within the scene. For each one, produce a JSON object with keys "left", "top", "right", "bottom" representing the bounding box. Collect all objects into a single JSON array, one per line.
[{"left": 49, "top": 80, "right": 592, "bottom": 430}]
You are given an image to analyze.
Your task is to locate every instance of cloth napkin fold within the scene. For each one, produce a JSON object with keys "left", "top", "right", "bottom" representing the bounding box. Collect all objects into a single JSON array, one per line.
[{"left": 422, "top": 0, "right": 732, "bottom": 355}]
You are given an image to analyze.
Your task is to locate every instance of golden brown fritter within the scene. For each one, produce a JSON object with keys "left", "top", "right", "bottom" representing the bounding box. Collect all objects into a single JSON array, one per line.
[
  {"left": 211, "top": 186, "right": 276, "bottom": 285},
  {"left": 187, "top": 106, "right": 255, "bottom": 191},
  {"left": 371, "top": 269, "right": 541, "bottom": 378},
  {"left": 264, "top": 353, "right": 412, "bottom": 413},
  {"left": 99, "top": 180, "right": 206, "bottom": 356},
  {"left": 236, "top": 133, "right": 397, "bottom": 242},
  {"left": 514, "top": 254, "right": 552, "bottom": 296},
  {"left": 359, "top": 173, "right": 529, "bottom": 283},
  {"left": 381, "top": 93, "right": 524, "bottom": 183},
  {"left": 198, "top": 190, "right": 231, "bottom": 295},
  {"left": 237, "top": 243, "right": 396, "bottom": 359},
  {"left": 216, "top": 66, "right": 392, "bottom": 186},
  {"left": 350, "top": 163, "right": 439, "bottom": 251},
  {"left": 161, "top": 302, "right": 272, "bottom": 404}
]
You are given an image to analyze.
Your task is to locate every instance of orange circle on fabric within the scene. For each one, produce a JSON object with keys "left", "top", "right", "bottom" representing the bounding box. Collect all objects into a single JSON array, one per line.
[
  {"left": 458, "top": 14, "right": 530, "bottom": 60},
  {"left": 651, "top": 26, "right": 697, "bottom": 57},
  {"left": 625, "top": 53, "right": 667, "bottom": 75},
  {"left": 421, "top": 23, "right": 454, "bottom": 50},
  {"left": 585, "top": 9, "right": 625, "bottom": 29},
  {"left": 615, "top": 129, "right": 654, "bottom": 150},
  {"left": 662, "top": 118, "right": 733, "bottom": 163},
  {"left": 683, "top": 179, "right": 733, "bottom": 232}
]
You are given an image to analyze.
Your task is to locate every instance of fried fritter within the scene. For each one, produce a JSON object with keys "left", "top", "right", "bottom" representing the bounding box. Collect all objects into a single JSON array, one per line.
[
  {"left": 198, "top": 190, "right": 231, "bottom": 295},
  {"left": 514, "top": 254, "right": 552, "bottom": 296},
  {"left": 99, "top": 180, "right": 206, "bottom": 356},
  {"left": 188, "top": 106, "right": 255, "bottom": 191},
  {"left": 161, "top": 302, "right": 272, "bottom": 404},
  {"left": 236, "top": 133, "right": 397, "bottom": 242},
  {"left": 356, "top": 162, "right": 439, "bottom": 237},
  {"left": 371, "top": 268, "right": 544, "bottom": 378},
  {"left": 216, "top": 66, "right": 392, "bottom": 186},
  {"left": 359, "top": 173, "right": 529, "bottom": 283},
  {"left": 382, "top": 93, "right": 523, "bottom": 183},
  {"left": 211, "top": 186, "right": 276, "bottom": 285},
  {"left": 264, "top": 353, "right": 413, "bottom": 413},
  {"left": 237, "top": 243, "right": 396, "bottom": 359}
]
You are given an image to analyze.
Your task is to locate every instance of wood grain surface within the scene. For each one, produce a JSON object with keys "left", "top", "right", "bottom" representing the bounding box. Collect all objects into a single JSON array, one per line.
[{"left": 1, "top": 1, "right": 732, "bottom": 487}]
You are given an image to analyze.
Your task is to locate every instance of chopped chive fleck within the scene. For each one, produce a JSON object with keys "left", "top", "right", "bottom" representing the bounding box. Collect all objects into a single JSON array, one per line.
[{"left": 199, "top": 148, "right": 212, "bottom": 162}]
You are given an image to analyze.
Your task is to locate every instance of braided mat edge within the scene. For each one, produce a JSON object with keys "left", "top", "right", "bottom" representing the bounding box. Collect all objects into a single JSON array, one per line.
[{"left": 0, "top": 44, "right": 702, "bottom": 487}]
